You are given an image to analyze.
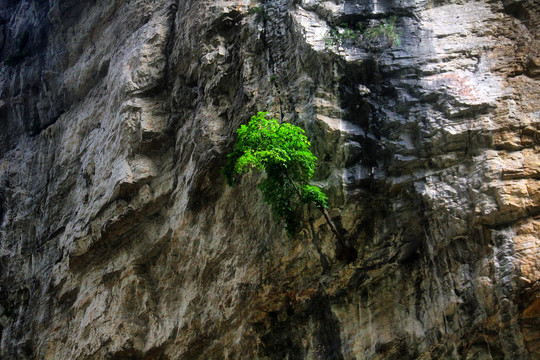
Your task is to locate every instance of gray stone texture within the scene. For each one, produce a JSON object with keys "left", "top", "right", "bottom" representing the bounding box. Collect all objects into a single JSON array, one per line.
[{"left": 0, "top": 0, "right": 539, "bottom": 359}]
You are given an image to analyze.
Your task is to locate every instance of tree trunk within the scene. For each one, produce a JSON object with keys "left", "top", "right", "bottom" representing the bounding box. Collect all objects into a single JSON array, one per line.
[
  {"left": 320, "top": 207, "right": 343, "bottom": 241},
  {"left": 283, "top": 170, "right": 356, "bottom": 261}
]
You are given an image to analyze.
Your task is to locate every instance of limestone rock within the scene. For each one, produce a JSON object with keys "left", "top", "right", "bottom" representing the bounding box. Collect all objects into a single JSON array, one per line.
[{"left": 0, "top": 0, "right": 538, "bottom": 359}]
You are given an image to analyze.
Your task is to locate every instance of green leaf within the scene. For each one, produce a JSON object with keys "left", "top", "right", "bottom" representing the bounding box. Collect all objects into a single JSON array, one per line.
[{"left": 223, "top": 112, "right": 328, "bottom": 235}]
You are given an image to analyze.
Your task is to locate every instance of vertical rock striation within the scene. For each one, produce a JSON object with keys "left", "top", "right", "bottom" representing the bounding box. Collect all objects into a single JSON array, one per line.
[{"left": 0, "top": 0, "right": 538, "bottom": 359}]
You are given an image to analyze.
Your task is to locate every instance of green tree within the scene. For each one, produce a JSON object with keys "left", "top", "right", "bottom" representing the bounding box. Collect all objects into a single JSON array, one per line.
[{"left": 223, "top": 112, "right": 342, "bottom": 239}]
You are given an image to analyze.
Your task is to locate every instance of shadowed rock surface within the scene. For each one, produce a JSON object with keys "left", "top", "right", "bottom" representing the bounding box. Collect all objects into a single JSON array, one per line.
[{"left": 0, "top": 0, "right": 539, "bottom": 359}]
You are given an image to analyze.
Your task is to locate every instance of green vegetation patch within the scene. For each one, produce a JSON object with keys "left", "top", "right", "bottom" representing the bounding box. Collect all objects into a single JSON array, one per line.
[
  {"left": 223, "top": 112, "right": 328, "bottom": 235},
  {"left": 324, "top": 16, "right": 401, "bottom": 49}
]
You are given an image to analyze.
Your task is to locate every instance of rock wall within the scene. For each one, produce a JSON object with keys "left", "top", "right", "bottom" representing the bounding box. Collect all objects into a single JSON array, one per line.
[{"left": 0, "top": 0, "right": 539, "bottom": 359}]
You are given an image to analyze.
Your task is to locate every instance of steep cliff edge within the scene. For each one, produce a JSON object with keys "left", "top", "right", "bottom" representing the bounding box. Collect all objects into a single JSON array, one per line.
[{"left": 0, "top": 0, "right": 539, "bottom": 359}]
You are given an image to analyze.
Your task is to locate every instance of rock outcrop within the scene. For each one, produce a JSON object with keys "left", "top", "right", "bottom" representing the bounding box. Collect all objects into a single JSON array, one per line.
[{"left": 0, "top": 0, "right": 538, "bottom": 359}]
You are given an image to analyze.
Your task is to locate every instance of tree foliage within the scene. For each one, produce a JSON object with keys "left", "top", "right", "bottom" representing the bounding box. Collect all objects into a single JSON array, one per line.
[{"left": 223, "top": 112, "right": 328, "bottom": 234}]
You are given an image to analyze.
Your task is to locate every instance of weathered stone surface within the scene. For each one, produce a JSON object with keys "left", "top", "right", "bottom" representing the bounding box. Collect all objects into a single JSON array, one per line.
[{"left": 0, "top": 0, "right": 538, "bottom": 359}]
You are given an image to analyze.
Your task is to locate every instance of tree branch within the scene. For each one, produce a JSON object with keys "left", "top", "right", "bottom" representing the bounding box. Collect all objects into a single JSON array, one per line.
[{"left": 283, "top": 169, "right": 344, "bottom": 242}]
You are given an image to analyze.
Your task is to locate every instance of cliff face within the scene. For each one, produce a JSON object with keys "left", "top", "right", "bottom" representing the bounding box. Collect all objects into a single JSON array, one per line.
[{"left": 0, "top": 0, "right": 539, "bottom": 359}]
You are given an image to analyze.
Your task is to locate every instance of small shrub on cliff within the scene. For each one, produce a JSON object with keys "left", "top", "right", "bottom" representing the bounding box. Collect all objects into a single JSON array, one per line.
[
  {"left": 248, "top": 5, "right": 268, "bottom": 21},
  {"left": 223, "top": 112, "right": 328, "bottom": 235},
  {"left": 324, "top": 25, "right": 359, "bottom": 47},
  {"left": 324, "top": 16, "right": 401, "bottom": 49},
  {"left": 364, "top": 16, "right": 401, "bottom": 48}
]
